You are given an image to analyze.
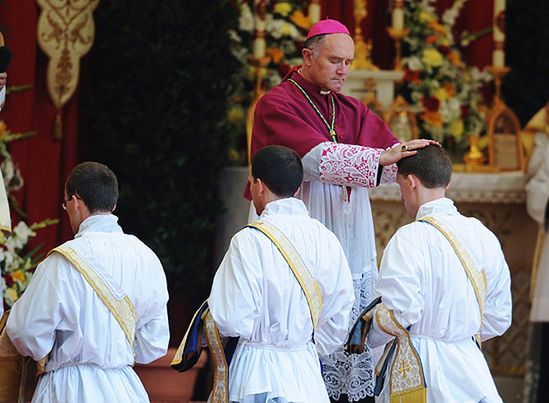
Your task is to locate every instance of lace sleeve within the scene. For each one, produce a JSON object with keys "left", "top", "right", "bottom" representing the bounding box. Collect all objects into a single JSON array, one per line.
[
  {"left": 380, "top": 163, "right": 397, "bottom": 185},
  {"left": 319, "top": 143, "right": 383, "bottom": 188}
]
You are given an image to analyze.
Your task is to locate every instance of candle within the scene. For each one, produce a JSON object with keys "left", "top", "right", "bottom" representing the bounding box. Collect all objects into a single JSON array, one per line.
[
  {"left": 492, "top": 49, "right": 504, "bottom": 68},
  {"left": 309, "top": 2, "right": 321, "bottom": 25},
  {"left": 392, "top": 7, "right": 404, "bottom": 31},
  {"left": 492, "top": 0, "right": 506, "bottom": 67},
  {"left": 253, "top": 36, "right": 266, "bottom": 59},
  {"left": 493, "top": 0, "right": 505, "bottom": 42},
  {"left": 253, "top": 0, "right": 266, "bottom": 59}
]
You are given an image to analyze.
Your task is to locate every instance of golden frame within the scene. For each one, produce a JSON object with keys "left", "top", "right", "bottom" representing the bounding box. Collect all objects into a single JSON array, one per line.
[
  {"left": 383, "top": 95, "right": 418, "bottom": 142},
  {"left": 487, "top": 102, "right": 524, "bottom": 172}
]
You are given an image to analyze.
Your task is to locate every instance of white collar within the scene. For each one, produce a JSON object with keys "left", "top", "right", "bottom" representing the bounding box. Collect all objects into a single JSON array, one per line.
[
  {"left": 260, "top": 198, "right": 309, "bottom": 219},
  {"left": 415, "top": 198, "right": 458, "bottom": 220}
]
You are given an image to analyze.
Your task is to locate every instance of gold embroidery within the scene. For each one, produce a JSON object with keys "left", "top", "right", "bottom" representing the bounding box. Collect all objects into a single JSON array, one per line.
[
  {"left": 36, "top": 0, "right": 100, "bottom": 139},
  {"left": 203, "top": 310, "right": 229, "bottom": 403},
  {"left": 49, "top": 246, "right": 136, "bottom": 352},
  {"left": 418, "top": 216, "right": 487, "bottom": 325},
  {"left": 247, "top": 221, "right": 323, "bottom": 333},
  {"left": 376, "top": 304, "right": 427, "bottom": 403}
]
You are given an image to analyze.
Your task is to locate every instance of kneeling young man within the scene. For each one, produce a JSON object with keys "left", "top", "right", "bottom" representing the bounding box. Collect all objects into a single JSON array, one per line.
[
  {"left": 209, "top": 145, "right": 355, "bottom": 402},
  {"left": 368, "top": 145, "right": 512, "bottom": 403}
]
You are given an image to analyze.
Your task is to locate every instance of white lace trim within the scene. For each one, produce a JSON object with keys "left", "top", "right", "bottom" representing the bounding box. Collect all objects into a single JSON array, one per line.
[
  {"left": 319, "top": 143, "right": 383, "bottom": 188},
  {"left": 321, "top": 271, "right": 376, "bottom": 401},
  {"left": 380, "top": 163, "right": 397, "bottom": 185}
]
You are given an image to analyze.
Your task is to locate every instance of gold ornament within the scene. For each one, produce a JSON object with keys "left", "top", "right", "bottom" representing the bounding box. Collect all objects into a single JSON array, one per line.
[{"left": 36, "top": 0, "right": 100, "bottom": 140}]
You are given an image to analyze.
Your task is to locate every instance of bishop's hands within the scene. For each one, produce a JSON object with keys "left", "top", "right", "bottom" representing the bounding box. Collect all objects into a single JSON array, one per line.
[{"left": 379, "top": 139, "right": 438, "bottom": 167}]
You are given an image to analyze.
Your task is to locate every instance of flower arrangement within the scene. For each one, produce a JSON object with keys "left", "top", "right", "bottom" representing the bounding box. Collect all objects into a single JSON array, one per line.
[
  {"left": 400, "top": 0, "right": 491, "bottom": 160},
  {"left": 226, "top": 0, "right": 311, "bottom": 164},
  {"left": 0, "top": 121, "right": 58, "bottom": 310}
]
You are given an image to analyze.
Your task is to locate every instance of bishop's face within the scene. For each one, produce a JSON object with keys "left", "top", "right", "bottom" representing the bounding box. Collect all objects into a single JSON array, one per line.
[{"left": 305, "top": 33, "right": 354, "bottom": 93}]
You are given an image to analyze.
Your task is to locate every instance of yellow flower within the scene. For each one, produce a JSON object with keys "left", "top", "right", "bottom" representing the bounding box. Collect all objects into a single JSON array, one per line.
[
  {"left": 438, "top": 37, "right": 450, "bottom": 46},
  {"left": 6, "top": 287, "right": 19, "bottom": 303},
  {"left": 280, "top": 22, "right": 293, "bottom": 37},
  {"left": 274, "top": 2, "right": 292, "bottom": 17},
  {"left": 443, "top": 82, "right": 455, "bottom": 97},
  {"left": 227, "top": 107, "right": 244, "bottom": 125},
  {"left": 432, "top": 87, "right": 450, "bottom": 102},
  {"left": 422, "top": 48, "right": 444, "bottom": 67},
  {"left": 419, "top": 11, "right": 436, "bottom": 24},
  {"left": 290, "top": 10, "right": 310, "bottom": 30},
  {"left": 449, "top": 119, "right": 464, "bottom": 139}
]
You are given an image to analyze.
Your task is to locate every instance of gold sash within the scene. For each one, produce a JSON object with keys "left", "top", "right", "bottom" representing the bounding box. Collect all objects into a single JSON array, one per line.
[
  {"left": 375, "top": 304, "right": 427, "bottom": 403},
  {"left": 247, "top": 221, "right": 323, "bottom": 334},
  {"left": 170, "top": 303, "right": 229, "bottom": 403},
  {"left": 417, "top": 216, "right": 487, "bottom": 327},
  {"left": 203, "top": 310, "right": 229, "bottom": 403},
  {"left": 374, "top": 216, "right": 487, "bottom": 402},
  {"left": 49, "top": 245, "right": 137, "bottom": 352}
]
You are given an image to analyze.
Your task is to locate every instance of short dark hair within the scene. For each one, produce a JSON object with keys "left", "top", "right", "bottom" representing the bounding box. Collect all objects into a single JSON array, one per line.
[
  {"left": 65, "top": 162, "right": 119, "bottom": 213},
  {"left": 304, "top": 34, "right": 326, "bottom": 57},
  {"left": 397, "top": 145, "right": 452, "bottom": 188},
  {"left": 251, "top": 145, "right": 303, "bottom": 197}
]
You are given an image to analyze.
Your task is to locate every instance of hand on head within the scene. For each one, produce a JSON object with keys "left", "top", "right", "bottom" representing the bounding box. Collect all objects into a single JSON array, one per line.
[{"left": 379, "top": 139, "right": 439, "bottom": 166}]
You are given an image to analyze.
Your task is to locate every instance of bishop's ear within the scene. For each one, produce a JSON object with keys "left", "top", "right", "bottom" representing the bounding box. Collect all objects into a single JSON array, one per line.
[{"left": 302, "top": 47, "right": 314, "bottom": 66}]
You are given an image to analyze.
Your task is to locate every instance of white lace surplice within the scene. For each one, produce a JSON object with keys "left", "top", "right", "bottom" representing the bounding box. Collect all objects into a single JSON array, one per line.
[{"left": 299, "top": 142, "right": 395, "bottom": 400}]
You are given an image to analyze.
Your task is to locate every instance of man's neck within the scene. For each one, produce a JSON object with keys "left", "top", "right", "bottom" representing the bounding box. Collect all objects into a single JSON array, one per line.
[{"left": 297, "top": 68, "right": 330, "bottom": 94}]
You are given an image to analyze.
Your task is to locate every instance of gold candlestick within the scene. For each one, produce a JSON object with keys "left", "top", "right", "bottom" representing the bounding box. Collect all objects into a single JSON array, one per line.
[
  {"left": 387, "top": 27, "right": 410, "bottom": 71},
  {"left": 248, "top": 56, "right": 270, "bottom": 96},
  {"left": 487, "top": 66, "right": 510, "bottom": 104},
  {"left": 463, "top": 134, "right": 485, "bottom": 168},
  {"left": 351, "top": 0, "right": 378, "bottom": 70}
]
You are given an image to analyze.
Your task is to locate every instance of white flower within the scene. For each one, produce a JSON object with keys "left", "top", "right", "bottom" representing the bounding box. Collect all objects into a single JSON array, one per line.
[
  {"left": 406, "top": 56, "right": 424, "bottom": 71},
  {"left": 265, "top": 18, "right": 301, "bottom": 40},
  {"left": 13, "top": 221, "right": 35, "bottom": 243},
  {"left": 442, "top": 0, "right": 468, "bottom": 29},
  {"left": 238, "top": 2, "right": 254, "bottom": 32}
]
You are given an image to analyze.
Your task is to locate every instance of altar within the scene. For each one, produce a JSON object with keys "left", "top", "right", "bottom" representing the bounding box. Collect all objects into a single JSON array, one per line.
[{"left": 216, "top": 167, "right": 535, "bottom": 400}]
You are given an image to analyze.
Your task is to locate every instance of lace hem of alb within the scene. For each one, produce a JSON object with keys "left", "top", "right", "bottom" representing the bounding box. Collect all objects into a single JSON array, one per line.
[{"left": 321, "top": 271, "right": 376, "bottom": 401}]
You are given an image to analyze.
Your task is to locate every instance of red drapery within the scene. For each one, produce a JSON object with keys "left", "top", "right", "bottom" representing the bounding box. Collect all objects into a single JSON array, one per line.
[{"left": 0, "top": 0, "right": 77, "bottom": 253}]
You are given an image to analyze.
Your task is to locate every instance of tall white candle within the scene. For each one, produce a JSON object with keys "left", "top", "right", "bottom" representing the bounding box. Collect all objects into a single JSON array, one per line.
[
  {"left": 253, "top": 1, "right": 266, "bottom": 59},
  {"left": 493, "top": 0, "right": 505, "bottom": 42},
  {"left": 253, "top": 37, "right": 266, "bottom": 59},
  {"left": 309, "top": 2, "right": 321, "bottom": 25},
  {"left": 492, "top": 0, "right": 506, "bottom": 67},
  {"left": 392, "top": 8, "right": 404, "bottom": 31},
  {"left": 493, "top": 49, "right": 504, "bottom": 68}
]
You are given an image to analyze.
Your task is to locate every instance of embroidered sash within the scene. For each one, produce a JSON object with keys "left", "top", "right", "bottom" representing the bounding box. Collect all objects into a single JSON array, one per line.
[
  {"left": 375, "top": 304, "right": 427, "bottom": 403},
  {"left": 171, "top": 301, "right": 230, "bottom": 403},
  {"left": 49, "top": 246, "right": 137, "bottom": 352},
  {"left": 247, "top": 221, "right": 323, "bottom": 335},
  {"left": 418, "top": 216, "right": 487, "bottom": 329}
]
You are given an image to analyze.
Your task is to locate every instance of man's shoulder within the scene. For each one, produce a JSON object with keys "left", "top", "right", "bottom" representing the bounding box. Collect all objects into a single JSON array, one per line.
[
  {"left": 258, "top": 82, "right": 294, "bottom": 104},
  {"left": 334, "top": 91, "right": 367, "bottom": 111}
]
